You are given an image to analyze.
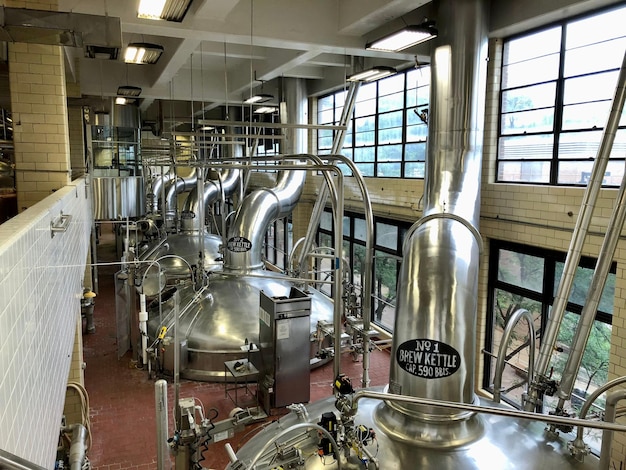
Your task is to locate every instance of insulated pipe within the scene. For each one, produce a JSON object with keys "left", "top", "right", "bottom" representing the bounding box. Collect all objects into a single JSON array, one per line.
[
  {"left": 557, "top": 170, "right": 626, "bottom": 406},
  {"left": 180, "top": 166, "right": 241, "bottom": 232},
  {"left": 492, "top": 309, "right": 535, "bottom": 406},
  {"left": 151, "top": 170, "right": 175, "bottom": 212},
  {"left": 224, "top": 163, "right": 306, "bottom": 270},
  {"left": 599, "top": 389, "right": 626, "bottom": 470},
  {"left": 139, "top": 293, "right": 148, "bottom": 365},
  {"left": 386, "top": 0, "right": 488, "bottom": 421},
  {"left": 224, "top": 79, "right": 308, "bottom": 271},
  {"left": 155, "top": 379, "right": 170, "bottom": 470},
  {"left": 555, "top": 52, "right": 626, "bottom": 408},
  {"left": 164, "top": 167, "right": 202, "bottom": 229},
  {"left": 65, "top": 424, "right": 87, "bottom": 470},
  {"left": 533, "top": 50, "right": 626, "bottom": 402}
]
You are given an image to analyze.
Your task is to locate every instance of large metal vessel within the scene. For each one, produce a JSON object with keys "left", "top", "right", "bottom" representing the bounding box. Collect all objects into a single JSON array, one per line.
[{"left": 140, "top": 78, "right": 336, "bottom": 380}]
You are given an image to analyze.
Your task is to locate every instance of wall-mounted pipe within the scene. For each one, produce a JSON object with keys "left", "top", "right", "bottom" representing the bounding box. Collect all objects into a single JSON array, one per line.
[
  {"left": 532, "top": 50, "right": 626, "bottom": 407},
  {"left": 554, "top": 51, "right": 626, "bottom": 411}
]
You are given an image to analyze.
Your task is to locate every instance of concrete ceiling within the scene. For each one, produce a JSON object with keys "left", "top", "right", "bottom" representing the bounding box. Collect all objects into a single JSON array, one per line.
[
  {"left": 26, "top": 0, "right": 626, "bottom": 126},
  {"left": 58, "top": 0, "right": 433, "bottom": 123}
]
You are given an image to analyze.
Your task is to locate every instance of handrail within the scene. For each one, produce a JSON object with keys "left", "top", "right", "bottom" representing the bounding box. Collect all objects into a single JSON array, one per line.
[
  {"left": 492, "top": 308, "right": 535, "bottom": 409},
  {"left": 352, "top": 389, "right": 626, "bottom": 433},
  {"left": 0, "top": 449, "right": 46, "bottom": 470},
  {"left": 569, "top": 375, "right": 626, "bottom": 459}
]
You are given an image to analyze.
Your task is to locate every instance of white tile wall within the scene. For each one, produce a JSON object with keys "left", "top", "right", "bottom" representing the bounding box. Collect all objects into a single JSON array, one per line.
[{"left": 0, "top": 177, "right": 92, "bottom": 468}]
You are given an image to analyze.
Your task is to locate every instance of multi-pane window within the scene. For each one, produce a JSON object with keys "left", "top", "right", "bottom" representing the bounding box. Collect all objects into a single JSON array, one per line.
[
  {"left": 497, "top": 4, "right": 626, "bottom": 185},
  {"left": 483, "top": 240, "right": 614, "bottom": 419},
  {"left": 315, "top": 209, "right": 409, "bottom": 331},
  {"left": 263, "top": 216, "right": 292, "bottom": 270},
  {"left": 317, "top": 66, "right": 430, "bottom": 178}
]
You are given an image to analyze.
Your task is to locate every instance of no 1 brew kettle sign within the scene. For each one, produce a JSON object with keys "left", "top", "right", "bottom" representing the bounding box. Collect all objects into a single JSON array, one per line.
[
  {"left": 396, "top": 338, "right": 461, "bottom": 379},
  {"left": 227, "top": 236, "right": 252, "bottom": 252}
]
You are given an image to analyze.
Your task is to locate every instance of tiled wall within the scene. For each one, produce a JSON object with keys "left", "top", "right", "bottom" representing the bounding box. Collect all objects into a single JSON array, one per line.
[
  {"left": 0, "top": 177, "right": 92, "bottom": 468},
  {"left": 8, "top": 40, "right": 71, "bottom": 211}
]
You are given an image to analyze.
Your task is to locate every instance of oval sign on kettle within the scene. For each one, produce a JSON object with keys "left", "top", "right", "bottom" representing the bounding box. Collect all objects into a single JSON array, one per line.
[{"left": 396, "top": 338, "right": 461, "bottom": 379}]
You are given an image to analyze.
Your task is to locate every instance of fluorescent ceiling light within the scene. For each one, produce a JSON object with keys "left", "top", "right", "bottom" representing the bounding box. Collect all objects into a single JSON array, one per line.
[
  {"left": 254, "top": 106, "right": 278, "bottom": 114},
  {"left": 366, "top": 23, "right": 437, "bottom": 52},
  {"left": 137, "top": 0, "right": 192, "bottom": 22},
  {"left": 347, "top": 66, "right": 396, "bottom": 82},
  {"left": 124, "top": 43, "right": 164, "bottom": 64},
  {"left": 115, "top": 97, "right": 130, "bottom": 105},
  {"left": 199, "top": 126, "right": 215, "bottom": 131},
  {"left": 244, "top": 93, "right": 273, "bottom": 104},
  {"left": 117, "top": 86, "right": 142, "bottom": 97}
]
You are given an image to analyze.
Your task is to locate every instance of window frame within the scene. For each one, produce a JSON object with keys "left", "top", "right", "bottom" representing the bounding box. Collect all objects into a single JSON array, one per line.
[
  {"left": 496, "top": 3, "right": 626, "bottom": 186},
  {"left": 483, "top": 239, "right": 615, "bottom": 410},
  {"left": 315, "top": 209, "right": 411, "bottom": 331},
  {"left": 317, "top": 66, "right": 430, "bottom": 178}
]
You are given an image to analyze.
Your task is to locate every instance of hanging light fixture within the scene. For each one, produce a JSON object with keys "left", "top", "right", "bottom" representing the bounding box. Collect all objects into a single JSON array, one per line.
[
  {"left": 366, "top": 21, "right": 437, "bottom": 52},
  {"left": 244, "top": 93, "right": 273, "bottom": 104},
  {"left": 347, "top": 66, "right": 397, "bottom": 82},
  {"left": 124, "top": 43, "right": 164, "bottom": 64},
  {"left": 254, "top": 106, "right": 278, "bottom": 114},
  {"left": 137, "top": 0, "right": 193, "bottom": 22},
  {"left": 116, "top": 85, "right": 142, "bottom": 97}
]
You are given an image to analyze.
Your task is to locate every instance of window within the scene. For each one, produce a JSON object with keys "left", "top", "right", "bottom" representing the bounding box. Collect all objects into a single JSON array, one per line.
[
  {"left": 317, "top": 66, "right": 430, "bottom": 178},
  {"left": 263, "top": 216, "right": 292, "bottom": 270},
  {"left": 484, "top": 241, "right": 614, "bottom": 420},
  {"left": 315, "top": 209, "right": 410, "bottom": 331},
  {"left": 497, "top": 4, "right": 626, "bottom": 185}
]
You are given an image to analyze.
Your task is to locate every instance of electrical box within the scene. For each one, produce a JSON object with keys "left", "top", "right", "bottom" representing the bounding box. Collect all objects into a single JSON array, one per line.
[{"left": 254, "top": 287, "right": 311, "bottom": 414}]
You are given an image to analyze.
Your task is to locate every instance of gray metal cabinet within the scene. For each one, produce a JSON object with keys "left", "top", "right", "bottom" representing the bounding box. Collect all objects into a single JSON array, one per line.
[{"left": 255, "top": 287, "right": 311, "bottom": 413}]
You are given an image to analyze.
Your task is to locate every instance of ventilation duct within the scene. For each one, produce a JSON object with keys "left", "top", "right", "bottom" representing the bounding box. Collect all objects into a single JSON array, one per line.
[{"left": 0, "top": 7, "right": 122, "bottom": 57}]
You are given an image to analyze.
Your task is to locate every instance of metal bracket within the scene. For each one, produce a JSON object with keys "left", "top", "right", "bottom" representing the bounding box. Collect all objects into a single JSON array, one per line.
[{"left": 50, "top": 212, "right": 72, "bottom": 238}]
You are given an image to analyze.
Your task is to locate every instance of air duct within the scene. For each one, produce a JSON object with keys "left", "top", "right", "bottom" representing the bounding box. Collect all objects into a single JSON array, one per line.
[
  {"left": 180, "top": 164, "right": 241, "bottom": 233},
  {"left": 0, "top": 7, "right": 122, "bottom": 56},
  {"left": 224, "top": 78, "right": 308, "bottom": 271},
  {"left": 164, "top": 166, "right": 202, "bottom": 230}
]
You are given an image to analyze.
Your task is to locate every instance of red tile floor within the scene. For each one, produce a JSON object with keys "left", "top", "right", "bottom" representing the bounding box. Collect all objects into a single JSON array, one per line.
[{"left": 83, "top": 226, "right": 391, "bottom": 469}]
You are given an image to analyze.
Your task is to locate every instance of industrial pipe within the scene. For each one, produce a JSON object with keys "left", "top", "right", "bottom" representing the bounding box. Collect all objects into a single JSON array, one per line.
[
  {"left": 555, "top": 54, "right": 626, "bottom": 408},
  {"left": 532, "top": 50, "right": 626, "bottom": 406},
  {"left": 386, "top": 0, "right": 488, "bottom": 424},
  {"left": 139, "top": 293, "right": 148, "bottom": 365},
  {"left": 599, "top": 389, "right": 626, "bottom": 470},
  {"left": 353, "top": 389, "right": 626, "bottom": 433},
  {"left": 155, "top": 379, "right": 170, "bottom": 470},
  {"left": 492, "top": 308, "right": 535, "bottom": 407},
  {"left": 570, "top": 376, "right": 626, "bottom": 454},
  {"left": 64, "top": 424, "right": 87, "bottom": 470}
]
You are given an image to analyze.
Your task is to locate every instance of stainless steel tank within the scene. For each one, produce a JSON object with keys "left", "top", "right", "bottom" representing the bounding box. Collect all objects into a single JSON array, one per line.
[
  {"left": 142, "top": 78, "right": 334, "bottom": 380},
  {"left": 146, "top": 272, "right": 333, "bottom": 380},
  {"left": 228, "top": 391, "right": 600, "bottom": 469}
]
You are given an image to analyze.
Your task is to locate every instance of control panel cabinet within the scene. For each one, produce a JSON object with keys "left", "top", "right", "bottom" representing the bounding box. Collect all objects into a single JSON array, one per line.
[{"left": 255, "top": 287, "right": 311, "bottom": 413}]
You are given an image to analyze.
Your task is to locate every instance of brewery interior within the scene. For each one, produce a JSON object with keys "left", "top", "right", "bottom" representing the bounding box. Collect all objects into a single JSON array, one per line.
[{"left": 1, "top": 0, "right": 626, "bottom": 469}]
